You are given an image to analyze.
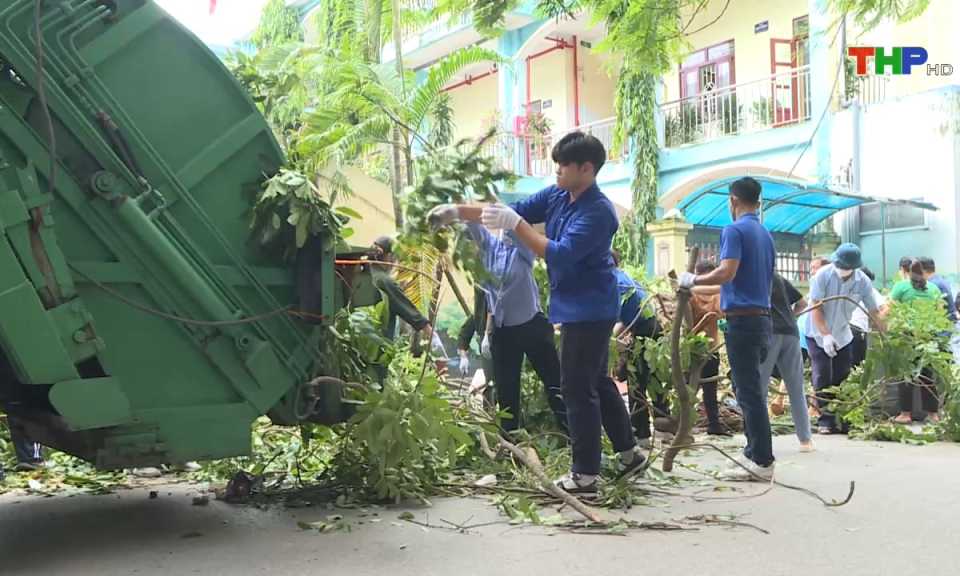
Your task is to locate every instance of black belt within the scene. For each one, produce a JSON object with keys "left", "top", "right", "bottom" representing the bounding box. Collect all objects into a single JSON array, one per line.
[{"left": 725, "top": 307, "right": 770, "bottom": 317}]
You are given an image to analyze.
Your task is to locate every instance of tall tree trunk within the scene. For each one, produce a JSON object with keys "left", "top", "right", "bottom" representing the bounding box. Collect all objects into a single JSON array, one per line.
[
  {"left": 389, "top": 0, "right": 408, "bottom": 229},
  {"left": 390, "top": 129, "right": 405, "bottom": 230}
]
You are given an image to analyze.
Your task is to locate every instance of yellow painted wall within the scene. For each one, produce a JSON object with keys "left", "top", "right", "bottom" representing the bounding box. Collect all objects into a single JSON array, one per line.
[
  {"left": 528, "top": 49, "right": 571, "bottom": 132},
  {"left": 846, "top": 0, "right": 957, "bottom": 99},
  {"left": 577, "top": 45, "right": 617, "bottom": 124},
  {"left": 662, "top": 0, "right": 809, "bottom": 103},
  {"left": 447, "top": 73, "right": 499, "bottom": 142}
]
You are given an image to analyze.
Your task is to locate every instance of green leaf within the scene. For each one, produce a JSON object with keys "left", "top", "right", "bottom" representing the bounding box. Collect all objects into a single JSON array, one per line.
[
  {"left": 608, "top": 522, "right": 630, "bottom": 534},
  {"left": 334, "top": 205, "right": 363, "bottom": 219},
  {"left": 397, "top": 511, "right": 415, "bottom": 520},
  {"left": 295, "top": 220, "right": 309, "bottom": 248}
]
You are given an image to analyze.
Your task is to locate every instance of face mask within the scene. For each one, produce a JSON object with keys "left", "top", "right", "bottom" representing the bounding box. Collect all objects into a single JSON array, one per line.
[{"left": 836, "top": 267, "right": 854, "bottom": 280}]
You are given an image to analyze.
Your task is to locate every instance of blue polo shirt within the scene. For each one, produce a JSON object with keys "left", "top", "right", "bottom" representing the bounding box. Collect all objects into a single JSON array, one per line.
[
  {"left": 930, "top": 274, "right": 957, "bottom": 323},
  {"left": 511, "top": 183, "right": 620, "bottom": 324},
  {"left": 616, "top": 269, "right": 653, "bottom": 325},
  {"left": 464, "top": 223, "right": 540, "bottom": 328},
  {"left": 718, "top": 212, "right": 775, "bottom": 312}
]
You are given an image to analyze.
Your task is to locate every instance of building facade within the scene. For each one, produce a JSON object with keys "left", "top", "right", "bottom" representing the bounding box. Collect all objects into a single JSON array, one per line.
[{"left": 288, "top": 0, "right": 960, "bottom": 284}]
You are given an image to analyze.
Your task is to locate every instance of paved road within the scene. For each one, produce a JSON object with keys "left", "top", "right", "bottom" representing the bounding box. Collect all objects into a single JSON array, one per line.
[{"left": 1, "top": 435, "right": 958, "bottom": 576}]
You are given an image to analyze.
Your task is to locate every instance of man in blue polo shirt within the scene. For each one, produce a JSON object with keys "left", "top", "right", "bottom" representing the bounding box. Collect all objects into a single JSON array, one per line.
[
  {"left": 680, "top": 177, "right": 776, "bottom": 481},
  {"left": 429, "top": 132, "right": 648, "bottom": 497}
]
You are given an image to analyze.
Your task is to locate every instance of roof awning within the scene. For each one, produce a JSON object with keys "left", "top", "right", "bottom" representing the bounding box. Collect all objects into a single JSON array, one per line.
[{"left": 674, "top": 175, "right": 939, "bottom": 234}]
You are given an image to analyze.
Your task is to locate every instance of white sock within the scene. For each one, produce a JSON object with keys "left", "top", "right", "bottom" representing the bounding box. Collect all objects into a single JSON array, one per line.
[
  {"left": 619, "top": 449, "right": 638, "bottom": 463},
  {"left": 575, "top": 473, "right": 598, "bottom": 484}
]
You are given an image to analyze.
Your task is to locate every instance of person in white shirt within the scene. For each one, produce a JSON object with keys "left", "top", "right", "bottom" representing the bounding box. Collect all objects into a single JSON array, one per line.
[{"left": 850, "top": 266, "right": 888, "bottom": 368}]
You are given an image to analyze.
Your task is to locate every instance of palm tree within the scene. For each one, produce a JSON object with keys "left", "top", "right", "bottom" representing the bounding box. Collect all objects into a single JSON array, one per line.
[{"left": 297, "top": 44, "right": 505, "bottom": 209}]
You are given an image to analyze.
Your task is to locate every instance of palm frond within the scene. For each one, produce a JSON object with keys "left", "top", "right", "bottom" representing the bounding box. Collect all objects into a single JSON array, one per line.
[
  {"left": 428, "top": 91, "right": 455, "bottom": 148},
  {"left": 395, "top": 243, "right": 442, "bottom": 314},
  {"left": 408, "top": 46, "right": 508, "bottom": 133}
]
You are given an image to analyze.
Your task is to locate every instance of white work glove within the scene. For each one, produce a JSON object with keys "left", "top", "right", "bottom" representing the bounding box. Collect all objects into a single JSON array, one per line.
[
  {"left": 678, "top": 272, "right": 697, "bottom": 289},
  {"left": 481, "top": 204, "right": 522, "bottom": 231},
  {"left": 459, "top": 351, "right": 470, "bottom": 375},
  {"left": 822, "top": 334, "right": 839, "bottom": 358},
  {"left": 480, "top": 333, "right": 492, "bottom": 358},
  {"left": 427, "top": 204, "right": 460, "bottom": 230},
  {"left": 431, "top": 331, "right": 446, "bottom": 356}
]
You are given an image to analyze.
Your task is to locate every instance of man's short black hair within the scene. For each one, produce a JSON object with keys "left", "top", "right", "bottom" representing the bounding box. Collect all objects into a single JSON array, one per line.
[
  {"left": 695, "top": 259, "right": 717, "bottom": 274},
  {"left": 918, "top": 256, "right": 936, "bottom": 273},
  {"left": 551, "top": 131, "right": 606, "bottom": 175},
  {"left": 899, "top": 256, "right": 913, "bottom": 271},
  {"left": 860, "top": 266, "right": 875, "bottom": 281},
  {"left": 373, "top": 236, "right": 394, "bottom": 259},
  {"left": 729, "top": 177, "right": 762, "bottom": 204}
]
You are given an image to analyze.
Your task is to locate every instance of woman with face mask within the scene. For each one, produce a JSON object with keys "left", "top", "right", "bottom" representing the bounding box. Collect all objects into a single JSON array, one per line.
[{"left": 803, "top": 243, "right": 885, "bottom": 434}]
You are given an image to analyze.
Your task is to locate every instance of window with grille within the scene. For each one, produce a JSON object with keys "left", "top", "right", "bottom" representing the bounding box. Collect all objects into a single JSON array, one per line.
[
  {"left": 679, "top": 40, "right": 735, "bottom": 100},
  {"left": 859, "top": 199, "right": 927, "bottom": 233}
]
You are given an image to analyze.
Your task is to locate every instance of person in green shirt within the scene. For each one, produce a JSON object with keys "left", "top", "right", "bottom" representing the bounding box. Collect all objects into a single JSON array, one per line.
[
  {"left": 370, "top": 236, "right": 437, "bottom": 345},
  {"left": 890, "top": 261, "right": 942, "bottom": 304},
  {"left": 888, "top": 258, "right": 942, "bottom": 424}
]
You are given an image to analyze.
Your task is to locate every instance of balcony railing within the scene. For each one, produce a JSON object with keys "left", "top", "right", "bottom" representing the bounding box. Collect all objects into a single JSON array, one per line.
[
  {"left": 853, "top": 74, "right": 890, "bottom": 106},
  {"left": 414, "top": 117, "right": 625, "bottom": 180},
  {"left": 521, "top": 117, "right": 628, "bottom": 178},
  {"left": 660, "top": 66, "right": 812, "bottom": 149}
]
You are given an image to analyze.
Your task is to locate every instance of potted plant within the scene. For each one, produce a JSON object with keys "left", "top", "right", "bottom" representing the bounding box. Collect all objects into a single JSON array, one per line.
[{"left": 525, "top": 110, "right": 553, "bottom": 160}]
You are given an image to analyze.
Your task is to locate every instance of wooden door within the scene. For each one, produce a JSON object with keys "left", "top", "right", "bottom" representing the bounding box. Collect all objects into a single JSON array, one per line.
[{"left": 770, "top": 38, "right": 799, "bottom": 126}]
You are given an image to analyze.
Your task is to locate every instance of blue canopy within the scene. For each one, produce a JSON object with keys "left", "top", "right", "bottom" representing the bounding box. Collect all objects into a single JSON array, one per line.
[{"left": 675, "top": 175, "right": 938, "bottom": 234}]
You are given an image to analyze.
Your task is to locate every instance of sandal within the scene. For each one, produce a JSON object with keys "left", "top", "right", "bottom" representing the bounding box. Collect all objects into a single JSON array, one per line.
[{"left": 889, "top": 416, "right": 913, "bottom": 425}]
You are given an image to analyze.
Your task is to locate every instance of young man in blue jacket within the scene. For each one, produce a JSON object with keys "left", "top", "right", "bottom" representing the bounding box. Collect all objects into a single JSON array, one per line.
[{"left": 430, "top": 132, "right": 648, "bottom": 497}]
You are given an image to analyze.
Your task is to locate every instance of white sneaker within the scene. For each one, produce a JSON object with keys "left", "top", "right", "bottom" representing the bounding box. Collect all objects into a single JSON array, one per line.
[
  {"left": 172, "top": 461, "right": 202, "bottom": 473},
  {"left": 720, "top": 459, "right": 774, "bottom": 482},
  {"left": 539, "top": 472, "right": 599, "bottom": 498},
  {"left": 132, "top": 467, "right": 162, "bottom": 478},
  {"left": 724, "top": 453, "right": 749, "bottom": 470},
  {"left": 799, "top": 441, "right": 817, "bottom": 453}
]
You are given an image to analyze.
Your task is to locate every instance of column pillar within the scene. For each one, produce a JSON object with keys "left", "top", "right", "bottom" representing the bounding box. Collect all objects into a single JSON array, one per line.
[
  {"left": 810, "top": 231, "right": 841, "bottom": 259},
  {"left": 647, "top": 219, "right": 694, "bottom": 276},
  {"left": 498, "top": 29, "right": 527, "bottom": 173},
  {"left": 809, "top": 0, "right": 833, "bottom": 185}
]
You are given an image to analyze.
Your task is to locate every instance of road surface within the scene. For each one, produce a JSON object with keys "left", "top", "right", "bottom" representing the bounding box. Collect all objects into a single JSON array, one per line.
[{"left": 1, "top": 434, "right": 957, "bottom": 575}]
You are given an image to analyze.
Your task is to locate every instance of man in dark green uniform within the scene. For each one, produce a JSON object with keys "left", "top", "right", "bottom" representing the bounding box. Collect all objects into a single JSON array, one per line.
[{"left": 370, "top": 236, "right": 435, "bottom": 343}]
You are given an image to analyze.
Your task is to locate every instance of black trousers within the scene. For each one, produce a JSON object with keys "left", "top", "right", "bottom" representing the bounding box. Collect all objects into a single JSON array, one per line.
[
  {"left": 851, "top": 327, "right": 868, "bottom": 369},
  {"left": 806, "top": 337, "right": 853, "bottom": 432},
  {"left": 490, "top": 312, "right": 568, "bottom": 434},
  {"left": 561, "top": 321, "right": 636, "bottom": 476},
  {"left": 899, "top": 367, "right": 940, "bottom": 414},
  {"left": 618, "top": 316, "right": 668, "bottom": 439},
  {"left": 699, "top": 354, "right": 721, "bottom": 428}
]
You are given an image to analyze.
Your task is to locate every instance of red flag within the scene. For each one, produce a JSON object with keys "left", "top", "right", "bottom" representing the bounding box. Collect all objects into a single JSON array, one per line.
[{"left": 209, "top": 0, "right": 217, "bottom": 14}]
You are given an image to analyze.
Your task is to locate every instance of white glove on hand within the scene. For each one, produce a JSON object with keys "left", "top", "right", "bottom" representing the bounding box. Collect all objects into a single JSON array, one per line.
[
  {"left": 459, "top": 352, "right": 470, "bottom": 375},
  {"left": 678, "top": 272, "right": 697, "bottom": 289},
  {"left": 427, "top": 204, "right": 460, "bottom": 230},
  {"left": 480, "top": 333, "right": 492, "bottom": 358},
  {"left": 481, "top": 204, "right": 522, "bottom": 231},
  {"left": 431, "top": 331, "right": 446, "bottom": 356},
  {"left": 822, "top": 334, "right": 839, "bottom": 358}
]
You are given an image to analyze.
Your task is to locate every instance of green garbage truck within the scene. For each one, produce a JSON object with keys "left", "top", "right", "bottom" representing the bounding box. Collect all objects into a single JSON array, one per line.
[{"left": 0, "top": 0, "right": 378, "bottom": 469}]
